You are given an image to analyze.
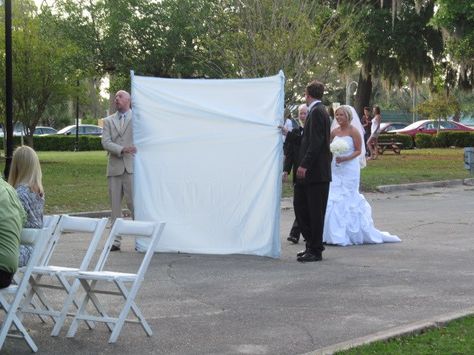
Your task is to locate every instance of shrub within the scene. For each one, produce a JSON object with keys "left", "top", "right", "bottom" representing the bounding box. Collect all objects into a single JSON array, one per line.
[
  {"left": 0, "top": 135, "right": 103, "bottom": 151},
  {"left": 415, "top": 133, "right": 433, "bottom": 148},
  {"left": 436, "top": 131, "right": 474, "bottom": 147},
  {"left": 434, "top": 131, "right": 449, "bottom": 147},
  {"left": 432, "top": 135, "right": 444, "bottom": 148},
  {"left": 379, "top": 133, "right": 414, "bottom": 149}
]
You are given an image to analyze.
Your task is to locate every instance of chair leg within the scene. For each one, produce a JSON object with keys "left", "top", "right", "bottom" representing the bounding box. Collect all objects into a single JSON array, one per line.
[
  {"left": 23, "top": 275, "right": 56, "bottom": 324},
  {"left": 16, "top": 274, "right": 48, "bottom": 324},
  {"left": 0, "top": 296, "right": 38, "bottom": 352},
  {"left": 115, "top": 280, "right": 152, "bottom": 337},
  {"left": 108, "top": 293, "right": 134, "bottom": 343},
  {"left": 57, "top": 274, "right": 95, "bottom": 331},
  {"left": 85, "top": 283, "right": 115, "bottom": 332},
  {"left": 12, "top": 314, "right": 39, "bottom": 352},
  {"left": 67, "top": 279, "right": 114, "bottom": 337},
  {"left": 51, "top": 277, "right": 95, "bottom": 336},
  {"left": 66, "top": 279, "right": 93, "bottom": 338}
]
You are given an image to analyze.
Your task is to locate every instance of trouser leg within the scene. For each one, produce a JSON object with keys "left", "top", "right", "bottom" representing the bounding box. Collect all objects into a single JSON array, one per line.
[
  {"left": 305, "top": 182, "right": 330, "bottom": 254},
  {"left": 108, "top": 175, "right": 124, "bottom": 247},
  {"left": 123, "top": 172, "right": 134, "bottom": 219},
  {"left": 293, "top": 183, "right": 311, "bottom": 247},
  {"left": 289, "top": 218, "right": 300, "bottom": 239}
]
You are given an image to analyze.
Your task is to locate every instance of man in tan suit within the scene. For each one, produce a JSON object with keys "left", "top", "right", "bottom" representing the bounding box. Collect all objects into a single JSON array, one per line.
[{"left": 102, "top": 90, "right": 136, "bottom": 251}]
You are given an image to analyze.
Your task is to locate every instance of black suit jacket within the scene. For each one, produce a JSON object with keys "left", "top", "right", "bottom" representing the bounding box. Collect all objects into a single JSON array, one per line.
[
  {"left": 296, "top": 102, "right": 332, "bottom": 184},
  {"left": 283, "top": 127, "right": 303, "bottom": 183}
]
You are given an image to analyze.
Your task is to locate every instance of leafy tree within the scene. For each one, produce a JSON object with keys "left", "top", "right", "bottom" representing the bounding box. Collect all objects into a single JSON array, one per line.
[
  {"left": 0, "top": 0, "right": 80, "bottom": 146},
  {"left": 416, "top": 92, "right": 460, "bottom": 132},
  {"left": 431, "top": 0, "right": 474, "bottom": 90},
  {"left": 50, "top": 0, "right": 233, "bottom": 103},
  {"left": 338, "top": 0, "right": 443, "bottom": 115},
  {"left": 226, "top": 0, "right": 354, "bottom": 105}
]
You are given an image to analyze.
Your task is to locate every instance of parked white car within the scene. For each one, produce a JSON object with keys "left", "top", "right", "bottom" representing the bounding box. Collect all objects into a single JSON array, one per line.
[{"left": 56, "top": 124, "right": 103, "bottom": 136}]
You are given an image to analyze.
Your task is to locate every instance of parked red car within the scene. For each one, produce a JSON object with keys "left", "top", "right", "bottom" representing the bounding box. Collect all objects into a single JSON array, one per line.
[
  {"left": 379, "top": 122, "right": 408, "bottom": 133},
  {"left": 392, "top": 119, "right": 474, "bottom": 138}
]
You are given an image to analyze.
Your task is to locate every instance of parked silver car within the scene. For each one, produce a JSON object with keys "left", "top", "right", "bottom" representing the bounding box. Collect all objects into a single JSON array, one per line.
[
  {"left": 34, "top": 126, "right": 58, "bottom": 136},
  {"left": 56, "top": 124, "right": 103, "bottom": 136}
]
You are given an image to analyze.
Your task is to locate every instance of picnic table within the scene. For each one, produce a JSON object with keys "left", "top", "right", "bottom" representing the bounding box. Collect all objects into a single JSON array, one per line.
[{"left": 377, "top": 139, "right": 403, "bottom": 155}]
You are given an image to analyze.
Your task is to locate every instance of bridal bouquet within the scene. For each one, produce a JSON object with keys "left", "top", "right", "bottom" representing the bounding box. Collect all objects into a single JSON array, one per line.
[
  {"left": 330, "top": 139, "right": 350, "bottom": 156},
  {"left": 330, "top": 139, "right": 350, "bottom": 166}
]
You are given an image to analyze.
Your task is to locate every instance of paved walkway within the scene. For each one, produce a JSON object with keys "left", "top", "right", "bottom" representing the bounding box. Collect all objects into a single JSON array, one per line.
[{"left": 3, "top": 184, "right": 474, "bottom": 354}]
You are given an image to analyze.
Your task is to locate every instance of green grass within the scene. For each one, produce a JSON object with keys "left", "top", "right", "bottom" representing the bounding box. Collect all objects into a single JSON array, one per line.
[
  {"left": 1, "top": 151, "right": 109, "bottom": 214},
  {"left": 337, "top": 315, "right": 474, "bottom": 354},
  {"left": 360, "top": 148, "right": 471, "bottom": 191},
  {"left": 283, "top": 148, "right": 471, "bottom": 196},
  {"left": 37, "top": 151, "right": 109, "bottom": 214},
  {"left": 1, "top": 148, "right": 471, "bottom": 212}
]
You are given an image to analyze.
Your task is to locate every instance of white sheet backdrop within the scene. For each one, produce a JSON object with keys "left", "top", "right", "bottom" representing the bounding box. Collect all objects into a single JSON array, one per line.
[{"left": 132, "top": 71, "right": 284, "bottom": 258}]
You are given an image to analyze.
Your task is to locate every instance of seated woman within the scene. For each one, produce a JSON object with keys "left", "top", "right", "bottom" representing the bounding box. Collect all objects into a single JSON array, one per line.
[
  {"left": 8, "top": 146, "right": 45, "bottom": 267},
  {"left": 323, "top": 105, "right": 401, "bottom": 246},
  {"left": 0, "top": 178, "right": 25, "bottom": 289}
]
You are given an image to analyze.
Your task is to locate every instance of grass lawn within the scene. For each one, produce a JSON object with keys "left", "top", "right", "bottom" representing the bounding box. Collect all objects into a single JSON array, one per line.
[
  {"left": 0, "top": 147, "right": 471, "bottom": 213},
  {"left": 37, "top": 151, "right": 109, "bottom": 214},
  {"left": 359, "top": 148, "right": 471, "bottom": 191},
  {"left": 1, "top": 151, "right": 109, "bottom": 214},
  {"left": 337, "top": 315, "right": 474, "bottom": 354},
  {"left": 283, "top": 148, "right": 471, "bottom": 196}
]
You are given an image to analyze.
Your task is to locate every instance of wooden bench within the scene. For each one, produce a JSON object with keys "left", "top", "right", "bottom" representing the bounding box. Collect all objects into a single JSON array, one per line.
[{"left": 377, "top": 140, "right": 403, "bottom": 155}]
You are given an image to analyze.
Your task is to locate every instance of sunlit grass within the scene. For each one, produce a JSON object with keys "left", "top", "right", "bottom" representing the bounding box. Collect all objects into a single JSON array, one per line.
[
  {"left": 337, "top": 315, "right": 474, "bottom": 354},
  {"left": 2, "top": 148, "right": 471, "bottom": 212}
]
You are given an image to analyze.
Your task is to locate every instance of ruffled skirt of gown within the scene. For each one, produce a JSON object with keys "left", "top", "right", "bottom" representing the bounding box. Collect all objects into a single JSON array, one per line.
[{"left": 323, "top": 142, "right": 401, "bottom": 246}]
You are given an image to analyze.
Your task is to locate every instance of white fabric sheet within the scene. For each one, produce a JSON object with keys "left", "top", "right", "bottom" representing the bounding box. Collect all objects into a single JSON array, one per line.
[{"left": 131, "top": 71, "right": 284, "bottom": 258}]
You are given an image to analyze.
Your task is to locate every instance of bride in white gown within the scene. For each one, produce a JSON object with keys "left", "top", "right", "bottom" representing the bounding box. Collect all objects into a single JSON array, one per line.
[{"left": 323, "top": 105, "right": 401, "bottom": 246}]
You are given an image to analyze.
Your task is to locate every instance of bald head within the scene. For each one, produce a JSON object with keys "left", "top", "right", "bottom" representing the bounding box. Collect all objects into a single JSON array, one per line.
[{"left": 115, "top": 90, "right": 131, "bottom": 113}]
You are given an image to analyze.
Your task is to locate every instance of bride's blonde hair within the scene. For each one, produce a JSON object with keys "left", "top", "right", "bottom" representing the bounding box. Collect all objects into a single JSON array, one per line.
[
  {"left": 8, "top": 145, "right": 44, "bottom": 195},
  {"left": 335, "top": 105, "right": 353, "bottom": 122}
]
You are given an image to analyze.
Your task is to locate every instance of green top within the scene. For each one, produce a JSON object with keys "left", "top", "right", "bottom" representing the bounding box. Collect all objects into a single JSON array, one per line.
[{"left": 0, "top": 177, "right": 26, "bottom": 274}]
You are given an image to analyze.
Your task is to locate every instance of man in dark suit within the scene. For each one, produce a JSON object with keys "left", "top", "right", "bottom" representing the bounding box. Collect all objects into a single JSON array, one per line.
[
  {"left": 283, "top": 104, "right": 307, "bottom": 244},
  {"left": 293, "top": 80, "right": 332, "bottom": 262}
]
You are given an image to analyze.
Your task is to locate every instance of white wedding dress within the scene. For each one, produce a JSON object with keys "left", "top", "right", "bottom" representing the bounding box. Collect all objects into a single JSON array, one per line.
[{"left": 323, "top": 135, "right": 401, "bottom": 246}]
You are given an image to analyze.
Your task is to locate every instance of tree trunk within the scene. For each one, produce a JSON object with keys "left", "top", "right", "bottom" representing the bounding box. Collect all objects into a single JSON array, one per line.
[
  {"left": 25, "top": 134, "right": 34, "bottom": 148},
  {"left": 354, "top": 66, "right": 372, "bottom": 116}
]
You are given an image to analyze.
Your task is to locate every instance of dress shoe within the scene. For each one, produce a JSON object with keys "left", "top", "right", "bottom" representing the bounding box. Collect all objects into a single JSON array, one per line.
[
  {"left": 110, "top": 245, "right": 121, "bottom": 252},
  {"left": 287, "top": 235, "right": 299, "bottom": 244},
  {"left": 297, "top": 251, "right": 322, "bottom": 262},
  {"left": 296, "top": 249, "right": 307, "bottom": 257}
]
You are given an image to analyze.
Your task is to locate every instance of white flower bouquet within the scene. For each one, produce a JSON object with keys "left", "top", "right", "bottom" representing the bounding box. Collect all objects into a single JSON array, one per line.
[
  {"left": 330, "top": 139, "right": 350, "bottom": 156},
  {"left": 330, "top": 139, "right": 350, "bottom": 166}
]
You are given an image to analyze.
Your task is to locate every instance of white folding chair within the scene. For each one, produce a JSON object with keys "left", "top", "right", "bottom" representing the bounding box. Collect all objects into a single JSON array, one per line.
[
  {"left": 21, "top": 215, "right": 108, "bottom": 335},
  {"left": 0, "top": 227, "right": 50, "bottom": 352},
  {"left": 65, "top": 219, "right": 165, "bottom": 343},
  {"left": 16, "top": 215, "right": 60, "bottom": 272},
  {"left": 38, "top": 215, "right": 61, "bottom": 266},
  {"left": 14, "top": 215, "right": 61, "bottom": 324}
]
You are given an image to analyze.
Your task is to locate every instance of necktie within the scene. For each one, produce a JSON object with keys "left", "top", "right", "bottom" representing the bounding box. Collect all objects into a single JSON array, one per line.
[{"left": 120, "top": 114, "right": 125, "bottom": 129}]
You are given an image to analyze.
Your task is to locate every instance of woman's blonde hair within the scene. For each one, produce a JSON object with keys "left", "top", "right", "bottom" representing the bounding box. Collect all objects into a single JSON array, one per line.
[
  {"left": 8, "top": 145, "right": 44, "bottom": 195},
  {"left": 335, "top": 105, "right": 353, "bottom": 122}
]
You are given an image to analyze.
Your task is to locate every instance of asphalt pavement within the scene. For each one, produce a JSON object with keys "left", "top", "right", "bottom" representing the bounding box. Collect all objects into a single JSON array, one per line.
[{"left": 3, "top": 183, "right": 474, "bottom": 354}]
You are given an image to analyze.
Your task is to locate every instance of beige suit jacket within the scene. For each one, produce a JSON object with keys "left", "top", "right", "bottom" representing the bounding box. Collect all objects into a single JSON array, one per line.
[{"left": 101, "top": 110, "right": 134, "bottom": 177}]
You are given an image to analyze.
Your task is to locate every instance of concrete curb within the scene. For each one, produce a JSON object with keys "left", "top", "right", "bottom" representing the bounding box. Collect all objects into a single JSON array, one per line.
[
  {"left": 307, "top": 308, "right": 474, "bottom": 355},
  {"left": 376, "top": 178, "right": 474, "bottom": 193}
]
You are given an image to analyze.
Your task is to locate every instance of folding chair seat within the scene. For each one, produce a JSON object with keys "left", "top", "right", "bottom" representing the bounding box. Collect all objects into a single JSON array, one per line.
[
  {"left": 64, "top": 219, "right": 165, "bottom": 343},
  {"left": 0, "top": 227, "right": 50, "bottom": 352},
  {"left": 21, "top": 215, "right": 108, "bottom": 335}
]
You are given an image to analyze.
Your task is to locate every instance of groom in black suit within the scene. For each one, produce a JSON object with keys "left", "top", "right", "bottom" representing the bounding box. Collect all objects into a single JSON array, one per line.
[{"left": 293, "top": 80, "right": 332, "bottom": 262}]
